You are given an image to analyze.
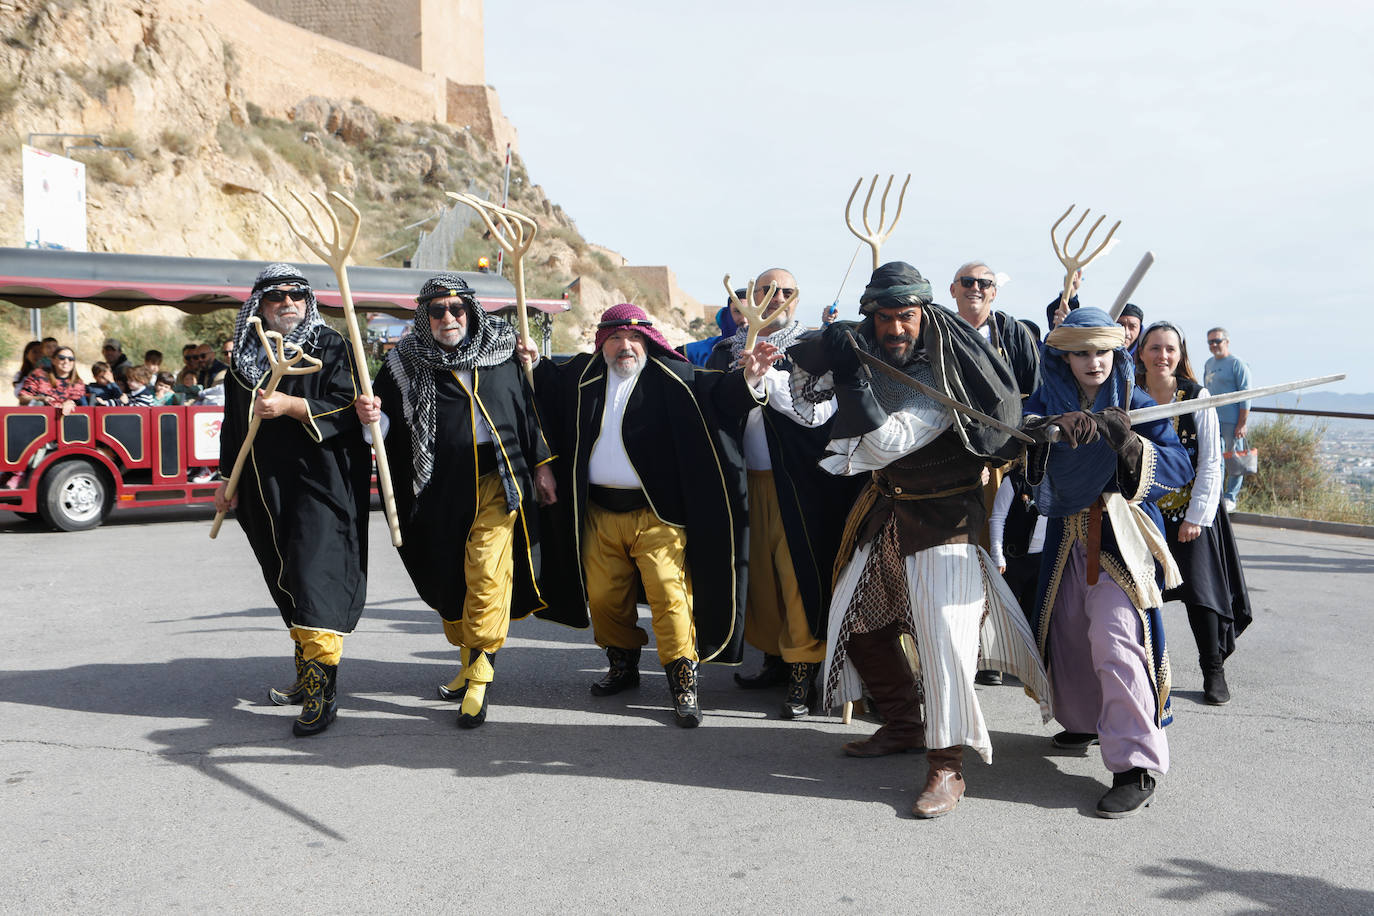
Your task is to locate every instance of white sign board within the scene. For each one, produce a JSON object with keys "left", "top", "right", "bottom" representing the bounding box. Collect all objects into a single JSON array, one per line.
[{"left": 22, "top": 145, "right": 87, "bottom": 251}]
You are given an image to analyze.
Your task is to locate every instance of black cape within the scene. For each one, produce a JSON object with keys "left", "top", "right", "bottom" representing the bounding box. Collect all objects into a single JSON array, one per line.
[
  {"left": 988, "top": 310, "right": 1042, "bottom": 398},
  {"left": 220, "top": 325, "right": 370, "bottom": 633},
  {"left": 534, "top": 353, "right": 758, "bottom": 663},
  {"left": 374, "top": 356, "right": 574, "bottom": 626},
  {"left": 705, "top": 339, "right": 863, "bottom": 639}
]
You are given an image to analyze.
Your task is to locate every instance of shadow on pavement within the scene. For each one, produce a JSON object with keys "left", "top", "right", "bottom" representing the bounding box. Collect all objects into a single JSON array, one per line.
[{"left": 1141, "top": 857, "right": 1374, "bottom": 914}]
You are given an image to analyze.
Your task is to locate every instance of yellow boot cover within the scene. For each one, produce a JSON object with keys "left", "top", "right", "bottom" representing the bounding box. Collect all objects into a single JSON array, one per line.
[{"left": 460, "top": 651, "right": 494, "bottom": 718}]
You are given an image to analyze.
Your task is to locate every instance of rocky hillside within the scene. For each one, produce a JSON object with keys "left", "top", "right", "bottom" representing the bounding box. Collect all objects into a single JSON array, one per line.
[{"left": 0, "top": 0, "right": 696, "bottom": 378}]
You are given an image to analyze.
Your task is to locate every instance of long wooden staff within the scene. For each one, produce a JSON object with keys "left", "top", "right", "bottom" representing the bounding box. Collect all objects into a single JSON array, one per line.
[
  {"left": 210, "top": 317, "right": 321, "bottom": 539},
  {"left": 259, "top": 189, "right": 403, "bottom": 547},
  {"left": 447, "top": 192, "right": 538, "bottom": 386}
]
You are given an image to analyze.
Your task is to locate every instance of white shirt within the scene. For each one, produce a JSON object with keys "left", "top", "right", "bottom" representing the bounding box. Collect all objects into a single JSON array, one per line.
[
  {"left": 588, "top": 368, "right": 644, "bottom": 489},
  {"left": 742, "top": 367, "right": 838, "bottom": 470},
  {"left": 989, "top": 476, "right": 1048, "bottom": 568},
  {"left": 1186, "top": 387, "right": 1223, "bottom": 527}
]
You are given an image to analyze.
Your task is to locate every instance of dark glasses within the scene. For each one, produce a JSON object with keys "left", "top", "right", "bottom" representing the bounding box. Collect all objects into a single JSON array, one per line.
[
  {"left": 261, "top": 288, "right": 308, "bottom": 304},
  {"left": 1207, "top": 338, "right": 1226, "bottom": 345},
  {"left": 958, "top": 276, "right": 996, "bottom": 290},
  {"left": 53, "top": 354, "right": 75, "bottom": 362},
  {"left": 426, "top": 303, "right": 466, "bottom": 320},
  {"left": 764, "top": 287, "right": 797, "bottom": 299}
]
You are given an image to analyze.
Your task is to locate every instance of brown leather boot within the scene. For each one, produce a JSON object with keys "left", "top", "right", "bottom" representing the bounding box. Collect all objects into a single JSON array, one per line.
[
  {"left": 912, "top": 746, "right": 965, "bottom": 819},
  {"left": 842, "top": 623, "right": 926, "bottom": 758}
]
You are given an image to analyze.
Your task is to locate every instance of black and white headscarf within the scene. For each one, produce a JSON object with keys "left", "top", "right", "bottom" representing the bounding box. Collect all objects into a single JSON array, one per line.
[
  {"left": 726, "top": 318, "right": 807, "bottom": 363},
  {"left": 384, "top": 273, "right": 516, "bottom": 495},
  {"left": 231, "top": 263, "right": 325, "bottom": 385}
]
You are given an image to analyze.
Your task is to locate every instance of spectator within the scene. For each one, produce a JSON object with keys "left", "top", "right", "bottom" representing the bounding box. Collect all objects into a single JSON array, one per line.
[
  {"left": 221, "top": 339, "right": 234, "bottom": 361},
  {"left": 102, "top": 338, "right": 132, "bottom": 384},
  {"left": 174, "top": 368, "right": 203, "bottom": 404},
  {"left": 1117, "top": 303, "right": 1144, "bottom": 359},
  {"left": 12, "top": 340, "right": 43, "bottom": 398},
  {"left": 40, "top": 337, "right": 59, "bottom": 370},
  {"left": 152, "top": 371, "right": 180, "bottom": 405},
  {"left": 19, "top": 346, "right": 86, "bottom": 413},
  {"left": 125, "top": 366, "right": 155, "bottom": 405},
  {"left": 86, "top": 361, "right": 127, "bottom": 405},
  {"left": 1202, "top": 327, "right": 1251, "bottom": 513},
  {"left": 194, "top": 343, "right": 229, "bottom": 388},
  {"left": 179, "top": 343, "right": 198, "bottom": 378},
  {"left": 143, "top": 349, "right": 164, "bottom": 377}
]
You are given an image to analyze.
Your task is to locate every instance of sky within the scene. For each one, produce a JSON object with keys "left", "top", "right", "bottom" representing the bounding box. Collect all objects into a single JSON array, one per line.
[{"left": 486, "top": 1, "right": 1374, "bottom": 393}]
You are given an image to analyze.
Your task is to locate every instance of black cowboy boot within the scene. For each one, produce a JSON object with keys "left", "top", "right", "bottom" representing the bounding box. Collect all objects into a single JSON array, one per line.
[
  {"left": 437, "top": 652, "right": 467, "bottom": 702},
  {"left": 1201, "top": 655, "right": 1231, "bottom": 706},
  {"left": 268, "top": 641, "right": 306, "bottom": 706},
  {"left": 590, "top": 646, "right": 641, "bottom": 696},
  {"left": 458, "top": 648, "right": 495, "bottom": 729},
  {"left": 780, "top": 661, "right": 820, "bottom": 720},
  {"left": 292, "top": 660, "right": 337, "bottom": 737},
  {"left": 664, "top": 657, "right": 703, "bottom": 728},
  {"left": 734, "top": 653, "right": 787, "bottom": 689}
]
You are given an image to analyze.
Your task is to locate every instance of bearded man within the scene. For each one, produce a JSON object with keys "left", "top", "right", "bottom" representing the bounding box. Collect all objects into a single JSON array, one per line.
[
  {"left": 707, "top": 268, "right": 862, "bottom": 719},
  {"left": 528, "top": 303, "right": 776, "bottom": 727},
  {"left": 784, "top": 262, "right": 1052, "bottom": 819},
  {"left": 214, "top": 263, "right": 371, "bottom": 737},
  {"left": 355, "top": 275, "right": 562, "bottom": 728}
]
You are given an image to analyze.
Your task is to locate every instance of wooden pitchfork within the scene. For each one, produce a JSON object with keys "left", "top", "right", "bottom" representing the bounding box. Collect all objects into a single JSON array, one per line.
[
  {"left": 845, "top": 174, "right": 911, "bottom": 271},
  {"left": 1051, "top": 204, "right": 1121, "bottom": 308},
  {"left": 259, "top": 189, "right": 403, "bottom": 547},
  {"left": 722, "top": 276, "right": 800, "bottom": 355},
  {"left": 447, "top": 192, "right": 538, "bottom": 386},
  {"left": 209, "top": 317, "right": 321, "bottom": 539}
]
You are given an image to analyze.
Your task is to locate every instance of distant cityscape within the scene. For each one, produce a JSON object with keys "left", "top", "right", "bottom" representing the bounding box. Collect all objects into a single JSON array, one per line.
[{"left": 1259, "top": 390, "right": 1374, "bottom": 509}]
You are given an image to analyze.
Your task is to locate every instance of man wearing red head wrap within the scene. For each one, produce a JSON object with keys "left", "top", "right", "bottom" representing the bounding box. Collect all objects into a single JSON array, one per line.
[{"left": 524, "top": 304, "right": 778, "bottom": 727}]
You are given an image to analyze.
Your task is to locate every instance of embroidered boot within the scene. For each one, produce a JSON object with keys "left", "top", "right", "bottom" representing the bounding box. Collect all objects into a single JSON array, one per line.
[
  {"left": 590, "top": 646, "right": 641, "bottom": 696},
  {"left": 912, "top": 746, "right": 965, "bottom": 818},
  {"left": 842, "top": 624, "right": 926, "bottom": 757},
  {"left": 734, "top": 653, "right": 787, "bottom": 689},
  {"left": 458, "top": 648, "right": 495, "bottom": 729},
  {"left": 292, "top": 660, "right": 337, "bottom": 737},
  {"left": 664, "top": 657, "right": 703, "bottom": 728},
  {"left": 780, "top": 661, "right": 820, "bottom": 720},
  {"left": 1201, "top": 655, "right": 1231, "bottom": 705},
  {"left": 268, "top": 641, "right": 306, "bottom": 706}
]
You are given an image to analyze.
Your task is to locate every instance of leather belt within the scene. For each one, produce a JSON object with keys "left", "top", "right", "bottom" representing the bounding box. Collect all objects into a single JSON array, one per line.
[{"left": 1085, "top": 500, "right": 1103, "bottom": 586}]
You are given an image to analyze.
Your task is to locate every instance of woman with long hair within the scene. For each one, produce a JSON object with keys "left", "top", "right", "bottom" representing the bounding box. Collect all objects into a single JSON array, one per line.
[
  {"left": 12, "top": 340, "right": 43, "bottom": 398},
  {"left": 1135, "top": 322, "right": 1252, "bottom": 705},
  {"left": 18, "top": 345, "right": 86, "bottom": 412}
]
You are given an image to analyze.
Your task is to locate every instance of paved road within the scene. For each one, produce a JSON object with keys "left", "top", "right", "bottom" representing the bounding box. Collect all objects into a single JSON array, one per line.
[{"left": 2, "top": 508, "right": 1372, "bottom": 914}]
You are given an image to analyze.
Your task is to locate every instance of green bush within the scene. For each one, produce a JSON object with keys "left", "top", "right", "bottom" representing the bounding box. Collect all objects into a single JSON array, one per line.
[{"left": 1244, "top": 415, "right": 1373, "bottom": 524}]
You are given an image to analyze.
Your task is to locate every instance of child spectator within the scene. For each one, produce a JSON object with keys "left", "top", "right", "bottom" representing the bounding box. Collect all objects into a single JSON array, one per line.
[
  {"left": 13, "top": 340, "right": 43, "bottom": 398},
  {"left": 86, "top": 361, "right": 127, "bottom": 405},
  {"left": 143, "top": 349, "right": 164, "bottom": 377},
  {"left": 174, "top": 368, "right": 203, "bottom": 404},
  {"left": 125, "top": 366, "right": 155, "bottom": 406},
  {"left": 152, "top": 371, "right": 180, "bottom": 405}
]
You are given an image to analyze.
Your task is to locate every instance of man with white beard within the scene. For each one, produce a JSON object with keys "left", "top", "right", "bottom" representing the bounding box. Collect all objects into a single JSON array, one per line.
[{"left": 527, "top": 303, "right": 776, "bottom": 727}]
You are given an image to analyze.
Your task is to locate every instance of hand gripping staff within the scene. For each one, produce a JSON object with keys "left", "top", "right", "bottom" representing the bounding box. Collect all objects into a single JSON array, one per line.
[
  {"left": 258, "top": 189, "right": 403, "bottom": 547},
  {"left": 845, "top": 174, "right": 911, "bottom": 271},
  {"left": 722, "top": 276, "right": 800, "bottom": 355},
  {"left": 447, "top": 192, "right": 539, "bottom": 387},
  {"left": 209, "top": 316, "right": 322, "bottom": 539}
]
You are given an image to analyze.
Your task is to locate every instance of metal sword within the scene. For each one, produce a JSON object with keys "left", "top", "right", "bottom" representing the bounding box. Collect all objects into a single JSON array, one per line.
[
  {"left": 845, "top": 330, "right": 1036, "bottom": 444},
  {"left": 1045, "top": 373, "right": 1347, "bottom": 442}
]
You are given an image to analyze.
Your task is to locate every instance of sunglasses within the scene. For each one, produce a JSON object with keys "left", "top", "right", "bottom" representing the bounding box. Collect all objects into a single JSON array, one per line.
[
  {"left": 958, "top": 276, "right": 996, "bottom": 291},
  {"left": 762, "top": 287, "right": 797, "bottom": 299},
  {"left": 426, "top": 302, "right": 466, "bottom": 320},
  {"left": 1207, "top": 338, "right": 1226, "bottom": 345},
  {"left": 261, "top": 288, "right": 308, "bottom": 304},
  {"left": 53, "top": 354, "right": 75, "bottom": 362}
]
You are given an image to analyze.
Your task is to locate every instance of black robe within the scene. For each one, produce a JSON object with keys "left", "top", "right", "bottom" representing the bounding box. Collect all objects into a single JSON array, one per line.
[
  {"left": 220, "top": 325, "right": 370, "bottom": 634},
  {"left": 705, "top": 340, "right": 863, "bottom": 639},
  {"left": 373, "top": 356, "right": 573, "bottom": 626},
  {"left": 534, "top": 353, "right": 757, "bottom": 663},
  {"left": 988, "top": 310, "right": 1042, "bottom": 399}
]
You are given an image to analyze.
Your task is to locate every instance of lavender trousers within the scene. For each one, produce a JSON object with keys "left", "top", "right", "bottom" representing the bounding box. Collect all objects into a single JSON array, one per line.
[{"left": 1048, "top": 541, "right": 1169, "bottom": 775}]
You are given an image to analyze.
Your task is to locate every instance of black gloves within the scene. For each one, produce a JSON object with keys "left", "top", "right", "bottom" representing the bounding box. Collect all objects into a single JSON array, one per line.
[
  {"left": 1022, "top": 411, "right": 1100, "bottom": 448},
  {"left": 1094, "top": 406, "right": 1135, "bottom": 452},
  {"left": 822, "top": 322, "right": 862, "bottom": 384}
]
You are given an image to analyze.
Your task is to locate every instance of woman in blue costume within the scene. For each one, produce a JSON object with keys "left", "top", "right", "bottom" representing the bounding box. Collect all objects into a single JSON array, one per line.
[{"left": 1022, "top": 307, "right": 1194, "bottom": 818}]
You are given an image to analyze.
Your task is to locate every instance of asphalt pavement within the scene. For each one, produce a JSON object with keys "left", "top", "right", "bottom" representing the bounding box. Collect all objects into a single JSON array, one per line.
[{"left": 1, "top": 507, "right": 1371, "bottom": 914}]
